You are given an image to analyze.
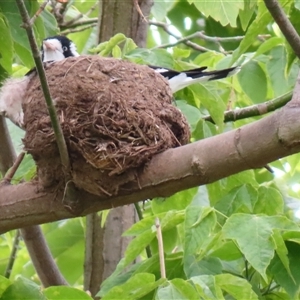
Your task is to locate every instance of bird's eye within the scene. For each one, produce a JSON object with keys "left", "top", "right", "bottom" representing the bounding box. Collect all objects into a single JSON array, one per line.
[{"left": 62, "top": 46, "right": 68, "bottom": 52}]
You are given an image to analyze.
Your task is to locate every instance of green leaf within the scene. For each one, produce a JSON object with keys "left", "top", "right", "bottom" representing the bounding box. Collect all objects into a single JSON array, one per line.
[
  {"left": 0, "top": 276, "right": 11, "bottom": 298},
  {"left": 190, "top": 275, "right": 224, "bottom": 300},
  {"left": 239, "top": 0, "right": 256, "bottom": 31},
  {"left": 214, "top": 184, "right": 258, "bottom": 216},
  {"left": 40, "top": 10, "right": 58, "bottom": 37},
  {"left": 269, "top": 242, "right": 300, "bottom": 299},
  {"left": 125, "top": 48, "right": 174, "bottom": 68},
  {"left": 210, "top": 240, "right": 243, "bottom": 261},
  {"left": 215, "top": 274, "right": 258, "bottom": 299},
  {"left": 231, "top": 2, "right": 272, "bottom": 64},
  {"left": 151, "top": 0, "right": 175, "bottom": 21},
  {"left": 156, "top": 279, "right": 199, "bottom": 300},
  {"left": 272, "top": 229, "right": 293, "bottom": 280},
  {"left": 43, "top": 286, "right": 93, "bottom": 300},
  {"left": 184, "top": 256, "right": 222, "bottom": 278},
  {"left": 152, "top": 188, "right": 197, "bottom": 214},
  {"left": 189, "top": 0, "right": 244, "bottom": 27},
  {"left": 0, "top": 276, "right": 46, "bottom": 300},
  {"left": 190, "top": 84, "right": 226, "bottom": 129},
  {"left": 100, "top": 273, "right": 165, "bottom": 300},
  {"left": 123, "top": 230, "right": 156, "bottom": 267},
  {"left": 0, "top": 16, "right": 13, "bottom": 73},
  {"left": 254, "top": 186, "right": 284, "bottom": 215},
  {"left": 193, "top": 119, "right": 217, "bottom": 141},
  {"left": 184, "top": 206, "right": 216, "bottom": 257},
  {"left": 175, "top": 100, "right": 202, "bottom": 131},
  {"left": 207, "top": 171, "right": 258, "bottom": 205},
  {"left": 254, "top": 37, "right": 284, "bottom": 58},
  {"left": 237, "top": 60, "right": 267, "bottom": 103},
  {"left": 266, "top": 46, "right": 289, "bottom": 97},
  {"left": 223, "top": 214, "right": 298, "bottom": 281}
]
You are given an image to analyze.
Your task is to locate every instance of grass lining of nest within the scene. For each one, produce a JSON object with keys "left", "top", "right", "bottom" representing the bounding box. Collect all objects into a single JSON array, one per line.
[{"left": 23, "top": 55, "right": 190, "bottom": 196}]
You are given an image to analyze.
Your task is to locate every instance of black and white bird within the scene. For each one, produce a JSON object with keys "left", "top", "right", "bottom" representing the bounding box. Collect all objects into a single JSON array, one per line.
[
  {"left": 40, "top": 36, "right": 240, "bottom": 93},
  {"left": 0, "top": 35, "right": 239, "bottom": 127},
  {"left": 150, "top": 65, "right": 240, "bottom": 93},
  {"left": 0, "top": 35, "right": 79, "bottom": 128}
]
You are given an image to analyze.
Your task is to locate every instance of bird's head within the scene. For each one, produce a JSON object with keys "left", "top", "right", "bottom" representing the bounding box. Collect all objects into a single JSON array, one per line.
[{"left": 41, "top": 35, "right": 80, "bottom": 62}]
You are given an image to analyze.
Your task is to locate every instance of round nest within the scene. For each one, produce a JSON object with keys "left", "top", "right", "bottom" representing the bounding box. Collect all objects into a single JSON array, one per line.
[{"left": 23, "top": 55, "right": 190, "bottom": 196}]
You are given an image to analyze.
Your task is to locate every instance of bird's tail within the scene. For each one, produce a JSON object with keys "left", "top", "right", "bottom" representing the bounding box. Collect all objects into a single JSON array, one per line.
[
  {"left": 168, "top": 66, "right": 240, "bottom": 93},
  {"left": 186, "top": 66, "right": 241, "bottom": 81}
]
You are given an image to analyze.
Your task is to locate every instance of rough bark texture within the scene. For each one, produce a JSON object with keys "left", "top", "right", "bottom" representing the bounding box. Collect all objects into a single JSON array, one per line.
[
  {"left": 98, "top": 0, "right": 153, "bottom": 47},
  {"left": 1, "top": 97, "right": 300, "bottom": 233}
]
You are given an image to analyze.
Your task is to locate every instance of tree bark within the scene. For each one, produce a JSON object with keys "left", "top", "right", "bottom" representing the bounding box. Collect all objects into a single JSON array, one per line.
[{"left": 1, "top": 93, "right": 300, "bottom": 233}]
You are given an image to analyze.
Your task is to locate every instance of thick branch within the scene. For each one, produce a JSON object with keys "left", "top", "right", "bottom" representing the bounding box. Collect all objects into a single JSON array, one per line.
[
  {"left": 264, "top": 0, "right": 300, "bottom": 59},
  {"left": 203, "top": 91, "right": 292, "bottom": 123},
  {"left": 1, "top": 95, "right": 300, "bottom": 233}
]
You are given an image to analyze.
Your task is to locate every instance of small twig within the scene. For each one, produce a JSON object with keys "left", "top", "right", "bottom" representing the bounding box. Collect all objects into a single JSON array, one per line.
[
  {"left": 155, "top": 218, "right": 166, "bottom": 279},
  {"left": 149, "top": 21, "right": 211, "bottom": 52},
  {"left": 2, "top": 151, "right": 25, "bottom": 184},
  {"left": 62, "top": 2, "right": 98, "bottom": 27},
  {"left": 203, "top": 91, "right": 292, "bottom": 123},
  {"left": 150, "top": 21, "right": 270, "bottom": 53},
  {"left": 134, "top": 203, "right": 152, "bottom": 258},
  {"left": 61, "top": 17, "right": 98, "bottom": 30},
  {"left": 4, "top": 230, "right": 21, "bottom": 278},
  {"left": 133, "top": 0, "right": 147, "bottom": 22},
  {"left": 264, "top": 0, "right": 300, "bottom": 59},
  {"left": 29, "top": 0, "right": 49, "bottom": 26},
  {"left": 61, "top": 23, "right": 97, "bottom": 35}
]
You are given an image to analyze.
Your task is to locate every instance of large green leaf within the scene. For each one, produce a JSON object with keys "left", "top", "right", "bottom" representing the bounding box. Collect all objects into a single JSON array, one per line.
[
  {"left": 214, "top": 184, "right": 258, "bottom": 216},
  {"left": 0, "top": 276, "right": 46, "bottom": 300},
  {"left": 190, "top": 275, "right": 224, "bottom": 300},
  {"left": 188, "top": 0, "right": 244, "bottom": 27},
  {"left": 223, "top": 214, "right": 299, "bottom": 281},
  {"left": 99, "top": 273, "right": 165, "bottom": 299},
  {"left": 269, "top": 242, "right": 300, "bottom": 298},
  {"left": 43, "top": 286, "right": 92, "bottom": 300},
  {"left": 231, "top": 2, "right": 271, "bottom": 64},
  {"left": 237, "top": 60, "right": 267, "bottom": 103},
  {"left": 215, "top": 274, "right": 258, "bottom": 299},
  {"left": 0, "top": 15, "right": 13, "bottom": 73}
]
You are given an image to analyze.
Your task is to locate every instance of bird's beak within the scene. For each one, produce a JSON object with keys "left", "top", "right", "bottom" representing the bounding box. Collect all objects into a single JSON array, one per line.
[{"left": 43, "top": 41, "right": 57, "bottom": 51}]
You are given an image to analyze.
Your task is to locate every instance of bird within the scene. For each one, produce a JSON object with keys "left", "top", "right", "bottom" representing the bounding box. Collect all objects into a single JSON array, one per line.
[
  {"left": 41, "top": 35, "right": 80, "bottom": 62},
  {"left": 19, "top": 35, "right": 240, "bottom": 94},
  {"left": 0, "top": 35, "right": 239, "bottom": 127},
  {"left": 150, "top": 65, "right": 240, "bottom": 93},
  {"left": 39, "top": 36, "right": 240, "bottom": 93},
  {"left": 0, "top": 35, "right": 79, "bottom": 128}
]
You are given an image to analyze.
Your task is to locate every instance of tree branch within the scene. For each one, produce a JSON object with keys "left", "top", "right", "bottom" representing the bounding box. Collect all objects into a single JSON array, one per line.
[
  {"left": 150, "top": 21, "right": 270, "bottom": 51},
  {"left": 203, "top": 91, "right": 292, "bottom": 123},
  {"left": 264, "top": 0, "right": 300, "bottom": 59},
  {"left": 1, "top": 84, "right": 300, "bottom": 233}
]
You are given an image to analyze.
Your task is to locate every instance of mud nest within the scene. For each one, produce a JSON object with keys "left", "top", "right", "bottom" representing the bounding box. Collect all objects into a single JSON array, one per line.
[{"left": 23, "top": 55, "right": 190, "bottom": 196}]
